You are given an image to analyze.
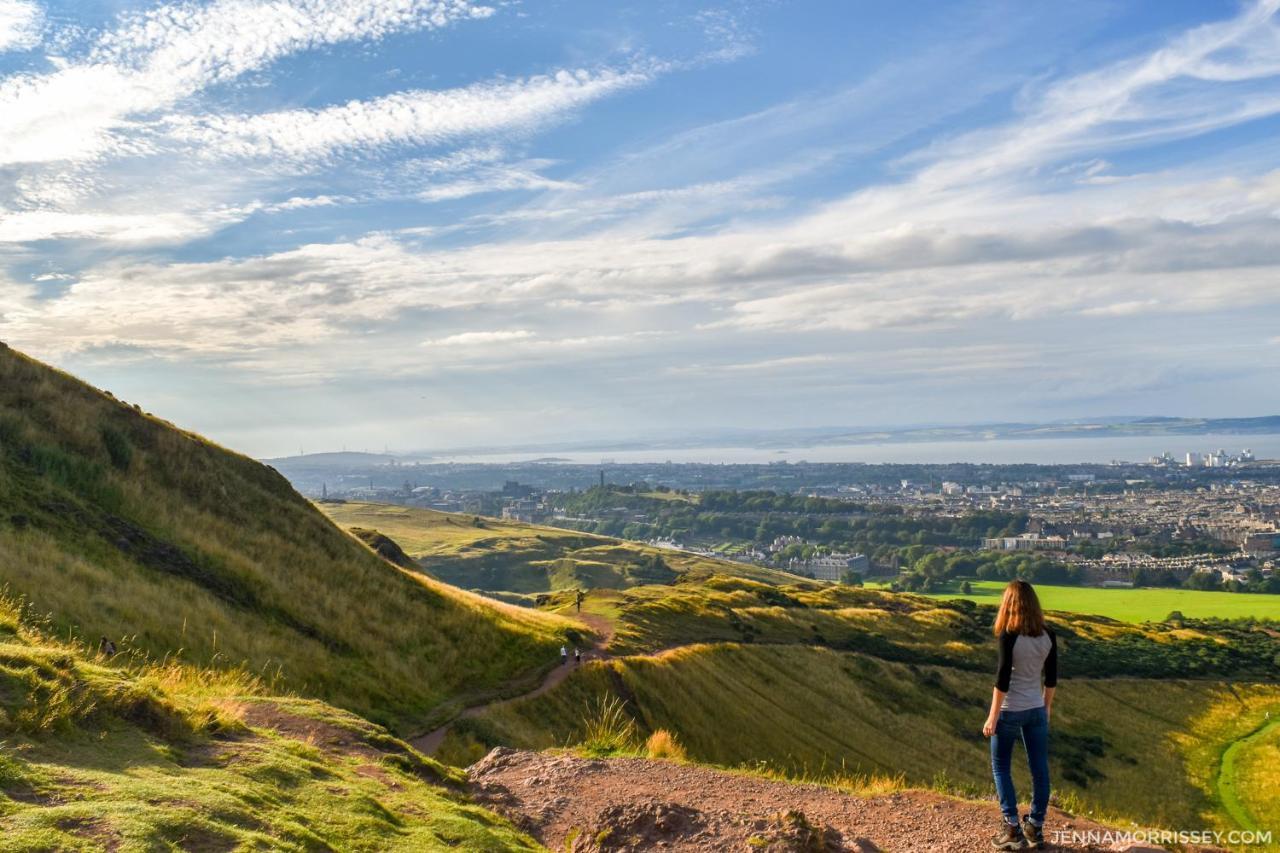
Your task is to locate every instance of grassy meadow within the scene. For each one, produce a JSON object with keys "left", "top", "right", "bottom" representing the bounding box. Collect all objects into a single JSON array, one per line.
[
  {"left": 444, "top": 642, "right": 1280, "bottom": 833},
  {"left": 0, "top": 346, "right": 577, "bottom": 733},
  {"left": 913, "top": 580, "right": 1280, "bottom": 622},
  {"left": 318, "top": 500, "right": 792, "bottom": 592},
  {"left": 0, "top": 594, "right": 540, "bottom": 852}
]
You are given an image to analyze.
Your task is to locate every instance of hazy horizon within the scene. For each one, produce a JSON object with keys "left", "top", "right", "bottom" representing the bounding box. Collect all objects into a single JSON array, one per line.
[{"left": 4, "top": 0, "right": 1280, "bottom": 458}]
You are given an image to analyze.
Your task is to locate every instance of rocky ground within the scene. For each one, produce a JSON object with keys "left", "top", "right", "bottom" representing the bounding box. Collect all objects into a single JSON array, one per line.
[{"left": 468, "top": 748, "right": 1217, "bottom": 853}]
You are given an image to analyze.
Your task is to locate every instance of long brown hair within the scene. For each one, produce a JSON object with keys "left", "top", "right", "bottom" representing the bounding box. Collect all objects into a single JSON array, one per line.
[{"left": 993, "top": 579, "right": 1045, "bottom": 637}]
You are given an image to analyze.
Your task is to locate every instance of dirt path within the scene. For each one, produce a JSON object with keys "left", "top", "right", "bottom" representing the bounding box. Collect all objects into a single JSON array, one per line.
[
  {"left": 410, "top": 612, "right": 615, "bottom": 755},
  {"left": 469, "top": 748, "right": 1221, "bottom": 853}
]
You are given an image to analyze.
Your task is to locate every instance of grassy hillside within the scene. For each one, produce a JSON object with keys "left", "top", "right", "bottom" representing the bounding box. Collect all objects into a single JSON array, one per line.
[
  {"left": 444, "top": 642, "right": 1280, "bottom": 832},
  {"left": 914, "top": 579, "right": 1280, "bottom": 622},
  {"left": 318, "top": 501, "right": 794, "bottom": 592},
  {"left": 0, "top": 594, "right": 541, "bottom": 851},
  {"left": 0, "top": 345, "right": 577, "bottom": 732},
  {"left": 595, "top": 576, "right": 1280, "bottom": 679}
]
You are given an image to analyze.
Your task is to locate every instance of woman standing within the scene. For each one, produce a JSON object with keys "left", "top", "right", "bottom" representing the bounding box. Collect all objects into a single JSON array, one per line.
[{"left": 982, "top": 579, "right": 1058, "bottom": 850}]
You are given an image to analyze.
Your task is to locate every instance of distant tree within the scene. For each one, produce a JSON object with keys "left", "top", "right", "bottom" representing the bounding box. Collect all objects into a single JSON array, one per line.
[
  {"left": 961, "top": 580, "right": 973, "bottom": 595},
  {"left": 915, "top": 552, "right": 948, "bottom": 579},
  {"left": 840, "top": 569, "right": 864, "bottom": 587}
]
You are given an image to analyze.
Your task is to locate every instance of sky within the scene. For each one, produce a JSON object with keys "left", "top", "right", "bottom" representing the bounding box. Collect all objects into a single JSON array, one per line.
[{"left": 1, "top": 0, "right": 1280, "bottom": 457}]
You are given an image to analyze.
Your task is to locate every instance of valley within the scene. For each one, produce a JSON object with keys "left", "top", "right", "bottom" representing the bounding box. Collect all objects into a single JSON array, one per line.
[{"left": 0, "top": 344, "right": 1275, "bottom": 850}]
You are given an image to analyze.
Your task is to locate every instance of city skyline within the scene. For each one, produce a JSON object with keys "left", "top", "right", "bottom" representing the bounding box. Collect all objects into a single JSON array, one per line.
[{"left": 3, "top": 0, "right": 1280, "bottom": 457}]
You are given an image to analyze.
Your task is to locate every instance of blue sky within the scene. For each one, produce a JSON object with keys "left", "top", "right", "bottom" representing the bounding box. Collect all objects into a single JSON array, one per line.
[{"left": 2, "top": 0, "right": 1279, "bottom": 457}]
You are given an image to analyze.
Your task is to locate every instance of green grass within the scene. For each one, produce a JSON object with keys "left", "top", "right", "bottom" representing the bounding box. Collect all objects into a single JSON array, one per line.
[
  {"left": 594, "top": 575, "right": 1278, "bottom": 680},
  {"left": 1216, "top": 716, "right": 1280, "bottom": 832},
  {"left": 0, "top": 345, "right": 577, "bottom": 733},
  {"left": 448, "top": 642, "right": 1280, "bottom": 832},
  {"left": 0, "top": 595, "right": 543, "bottom": 852},
  {"left": 916, "top": 580, "right": 1280, "bottom": 622},
  {"left": 318, "top": 501, "right": 794, "bottom": 593}
]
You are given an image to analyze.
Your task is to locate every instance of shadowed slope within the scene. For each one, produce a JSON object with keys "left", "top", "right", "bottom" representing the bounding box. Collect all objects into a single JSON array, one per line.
[{"left": 0, "top": 344, "right": 576, "bottom": 731}]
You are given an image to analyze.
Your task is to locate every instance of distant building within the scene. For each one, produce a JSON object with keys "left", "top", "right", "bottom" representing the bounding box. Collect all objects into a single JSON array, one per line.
[
  {"left": 981, "top": 533, "right": 1068, "bottom": 552},
  {"left": 1241, "top": 531, "right": 1280, "bottom": 556},
  {"left": 789, "top": 553, "right": 869, "bottom": 582}
]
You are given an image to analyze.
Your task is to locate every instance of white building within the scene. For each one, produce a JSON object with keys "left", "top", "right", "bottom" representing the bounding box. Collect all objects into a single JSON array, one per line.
[{"left": 981, "top": 533, "right": 1068, "bottom": 552}]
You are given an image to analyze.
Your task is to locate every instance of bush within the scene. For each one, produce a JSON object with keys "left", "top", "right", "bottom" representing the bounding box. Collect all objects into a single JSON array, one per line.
[
  {"left": 577, "top": 695, "right": 637, "bottom": 756},
  {"left": 100, "top": 425, "right": 134, "bottom": 471},
  {"left": 644, "top": 728, "right": 687, "bottom": 761}
]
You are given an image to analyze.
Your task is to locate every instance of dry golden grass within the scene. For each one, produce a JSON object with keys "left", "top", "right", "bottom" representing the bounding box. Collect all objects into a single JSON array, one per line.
[
  {"left": 645, "top": 728, "right": 687, "bottom": 761},
  {"left": 0, "top": 345, "right": 576, "bottom": 733}
]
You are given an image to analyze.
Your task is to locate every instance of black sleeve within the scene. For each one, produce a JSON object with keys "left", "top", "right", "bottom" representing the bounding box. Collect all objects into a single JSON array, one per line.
[
  {"left": 1043, "top": 629, "right": 1058, "bottom": 688},
  {"left": 995, "top": 632, "right": 1016, "bottom": 691}
]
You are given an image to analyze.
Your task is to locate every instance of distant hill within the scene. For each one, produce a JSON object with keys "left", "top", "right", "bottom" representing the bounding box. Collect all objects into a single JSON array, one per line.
[
  {"left": 317, "top": 501, "right": 796, "bottom": 593},
  {"left": 374, "top": 415, "right": 1280, "bottom": 460},
  {"left": 0, "top": 344, "right": 575, "bottom": 732}
]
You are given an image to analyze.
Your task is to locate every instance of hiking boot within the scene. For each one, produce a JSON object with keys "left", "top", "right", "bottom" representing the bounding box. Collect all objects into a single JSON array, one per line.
[
  {"left": 1021, "top": 819, "right": 1044, "bottom": 850},
  {"left": 991, "top": 822, "right": 1027, "bottom": 850}
]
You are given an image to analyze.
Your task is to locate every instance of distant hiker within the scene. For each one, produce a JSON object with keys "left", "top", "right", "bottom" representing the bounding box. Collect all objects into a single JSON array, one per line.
[
  {"left": 574, "top": 647, "right": 581, "bottom": 665},
  {"left": 99, "top": 636, "right": 117, "bottom": 657},
  {"left": 575, "top": 589, "right": 585, "bottom": 613},
  {"left": 982, "top": 579, "right": 1057, "bottom": 851},
  {"left": 560, "top": 645, "right": 568, "bottom": 666}
]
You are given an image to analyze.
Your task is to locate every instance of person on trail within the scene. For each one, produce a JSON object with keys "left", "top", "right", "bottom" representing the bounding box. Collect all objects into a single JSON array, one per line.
[
  {"left": 575, "top": 589, "right": 585, "bottom": 613},
  {"left": 99, "top": 636, "right": 117, "bottom": 657},
  {"left": 560, "top": 645, "right": 568, "bottom": 666},
  {"left": 982, "top": 579, "right": 1057, "bottom": 851},
  {"left": 574, "top": 647, "right": 581, "bottom": 665}
]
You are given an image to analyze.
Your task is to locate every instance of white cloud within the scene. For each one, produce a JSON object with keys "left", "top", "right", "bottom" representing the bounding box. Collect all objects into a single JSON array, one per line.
[
  {"left": 0, "top": 0, "right": 493, "bottom": 166},
  {"left": 166, "top": 66, "right": 654, "bottom": 164},
  {"left": 421, "top": 330, "right": 534, "bottom": 348},
  {"left": 5, "top": 1, "right": 1280, "bottom": 451},
  {"left": 0, "top": 0, "right": 40, "bottom": 51}
]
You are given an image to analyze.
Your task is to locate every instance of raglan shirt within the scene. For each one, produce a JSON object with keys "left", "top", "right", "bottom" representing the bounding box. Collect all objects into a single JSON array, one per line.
[{"left": 995, "top": 629, "right": 1057, "bottom": 712}]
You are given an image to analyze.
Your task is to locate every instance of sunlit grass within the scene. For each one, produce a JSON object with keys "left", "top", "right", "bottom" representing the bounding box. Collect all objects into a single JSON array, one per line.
[
  {"left": 454, "top": 641, "right": 1280, "bottom": 831},
  {"left": 0, "top": 594, "right": 541, "bottom": 852},
  {"left": 919, "top": 580, "right": 1280, "bottom": 622}
]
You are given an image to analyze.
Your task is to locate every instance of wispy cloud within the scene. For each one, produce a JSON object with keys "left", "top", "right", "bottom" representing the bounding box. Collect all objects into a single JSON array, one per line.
[
  {"left": 166, "top": 66, "right": 655, "bottom": 164},
  {"left": 0, "top": 0, "right": 493, "bottom": 166}
]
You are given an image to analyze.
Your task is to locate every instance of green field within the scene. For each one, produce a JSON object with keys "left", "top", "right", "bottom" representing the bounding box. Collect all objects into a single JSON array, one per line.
[{"left": 915, "top": 580, "right": 1280, "bottom": 622}]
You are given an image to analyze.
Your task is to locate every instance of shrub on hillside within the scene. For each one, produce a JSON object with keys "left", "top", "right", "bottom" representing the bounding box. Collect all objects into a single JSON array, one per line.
[
  {"left": 577, "top": 695, "right": 638, "bottom": 756},
  {"left": 645, "top": 728, "right": 687, "bottom": 761}
]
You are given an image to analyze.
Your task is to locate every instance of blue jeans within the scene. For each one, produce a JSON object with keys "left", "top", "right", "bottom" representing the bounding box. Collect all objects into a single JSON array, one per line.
[{"left": 990, "top": 706, "right": 1050, "bottom": 826}]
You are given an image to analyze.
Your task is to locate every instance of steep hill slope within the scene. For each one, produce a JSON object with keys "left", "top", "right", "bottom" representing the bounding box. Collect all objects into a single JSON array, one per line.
[
  {"left": 0, "top": 345, "right": 576, "bottom": 731},
  {"left": 0, "top": 595, "right": 541, "bottom": 851},
  {"left": 318, "top": 500, "right": 795, "bottom": 592}
]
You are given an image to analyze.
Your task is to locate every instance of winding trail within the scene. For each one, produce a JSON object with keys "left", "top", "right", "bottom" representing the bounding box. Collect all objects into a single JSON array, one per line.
[
  {"left": 410, "top": 612, "right": 615, "bottom": 755},
  {"left": 1217, "top": 714, "right": 1278, "bottom": 832}
]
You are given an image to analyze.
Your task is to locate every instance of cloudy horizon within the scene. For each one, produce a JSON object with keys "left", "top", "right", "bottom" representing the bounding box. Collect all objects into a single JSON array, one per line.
[{"left": 2, "top": 0, "right": 1280, "bottom": 458}]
